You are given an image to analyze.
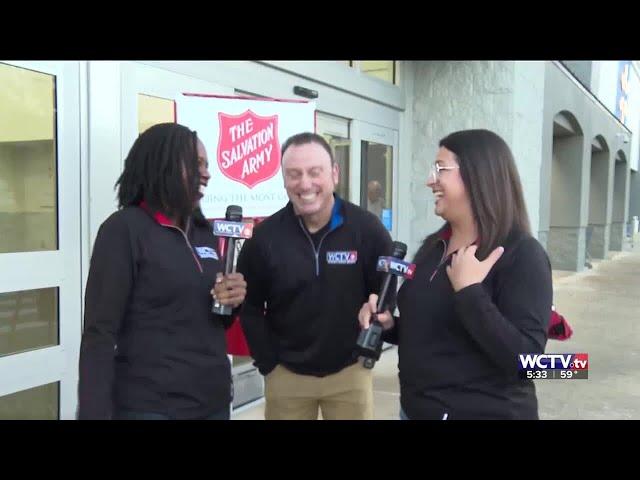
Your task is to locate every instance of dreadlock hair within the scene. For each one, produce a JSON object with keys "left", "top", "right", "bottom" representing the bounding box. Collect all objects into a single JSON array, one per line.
[{"left": 115, "top": 123, "right": 202, "bottom": 227}]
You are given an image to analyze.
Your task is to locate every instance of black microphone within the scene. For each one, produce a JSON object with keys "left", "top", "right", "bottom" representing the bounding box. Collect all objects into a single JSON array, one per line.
[
  {"left": 357, "top": 241, "right": 410, "bottom": 368},
  {"left": 212, "top": 205, "right": 250, "bottom": 315}
]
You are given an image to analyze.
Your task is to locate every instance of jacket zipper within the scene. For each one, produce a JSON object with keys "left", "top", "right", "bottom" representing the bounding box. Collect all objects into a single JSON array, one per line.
[
  {"left": 429, "top": 239, "right": 449, "bottom": 282},
  {"left": 298, "top": 218, "right": 333, "bottom": 277}
]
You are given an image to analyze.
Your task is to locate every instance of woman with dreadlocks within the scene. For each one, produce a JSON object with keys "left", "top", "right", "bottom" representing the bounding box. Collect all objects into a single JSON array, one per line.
[{"left": 78, "top": 123, "right": 246, "bottom": 420}]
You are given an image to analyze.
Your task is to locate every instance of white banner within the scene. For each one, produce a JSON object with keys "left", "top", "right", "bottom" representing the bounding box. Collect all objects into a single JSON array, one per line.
[{"left": 176, "top": 94, "right": 316, "bottom": 219}]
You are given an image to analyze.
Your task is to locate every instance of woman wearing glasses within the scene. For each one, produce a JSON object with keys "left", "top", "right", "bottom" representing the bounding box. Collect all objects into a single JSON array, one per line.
[{"left": 358, "top": 129, "right": 552, "bottom": 420}]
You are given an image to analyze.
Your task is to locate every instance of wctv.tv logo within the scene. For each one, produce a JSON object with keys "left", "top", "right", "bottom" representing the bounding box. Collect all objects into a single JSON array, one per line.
[{"left": 518, "top": 353, "right": 589, "bottom": 370}]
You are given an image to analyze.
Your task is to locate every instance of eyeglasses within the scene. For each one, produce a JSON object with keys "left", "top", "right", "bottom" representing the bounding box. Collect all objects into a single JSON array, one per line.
[{"left": 428, "top": 163, "right": 459, "bottom": 183}]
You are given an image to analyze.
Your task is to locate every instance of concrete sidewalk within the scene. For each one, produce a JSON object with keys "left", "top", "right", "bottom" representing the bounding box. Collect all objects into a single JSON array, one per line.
[
  {"left": 537, "top": 241, "right": 640, "bottom": 419},
  {"left": 233, "top": 240, "right": 640, "bottom": 420}
]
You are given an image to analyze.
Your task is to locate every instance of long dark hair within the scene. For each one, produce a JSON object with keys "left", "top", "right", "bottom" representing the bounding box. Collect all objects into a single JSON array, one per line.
[
  {"left": 415, "top": 129, "right": 530, "bottom": 263},
  {"left": 115, "top": 123, "right": 202, "bottom": 226}
]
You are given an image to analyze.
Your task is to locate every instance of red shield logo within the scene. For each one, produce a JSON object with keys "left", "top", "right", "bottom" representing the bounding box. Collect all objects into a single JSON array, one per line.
[{"left": 217, "top": 110, "right": 280, "bottom": 189}]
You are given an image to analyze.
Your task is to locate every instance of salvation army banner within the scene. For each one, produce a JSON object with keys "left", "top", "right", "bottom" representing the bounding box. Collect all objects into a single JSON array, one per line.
[{"left": 176, "top": 94, "right": 316, "bottom": 219}]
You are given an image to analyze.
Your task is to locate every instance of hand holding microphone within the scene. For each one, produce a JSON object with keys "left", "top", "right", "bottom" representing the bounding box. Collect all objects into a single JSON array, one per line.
[
  {"left": 211, "top": 205, "right": 253, "bottom": 315},
  {"left": 356, "top": 240, "right": 414, "bottom": 368},
  {"left": 358, "top": 294, "right": 394, "bottom": 331},
  {"left": 211, "top": 272, "right": 247, "bottom": 310}
]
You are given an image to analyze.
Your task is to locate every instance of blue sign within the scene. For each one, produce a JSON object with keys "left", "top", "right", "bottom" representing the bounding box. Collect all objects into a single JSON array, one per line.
[
  {"left": 381, "top": 209, "right": 392, "bottom": 231},
  {"left": 616, "top": 61, "right": 631, "bottom": 126}
]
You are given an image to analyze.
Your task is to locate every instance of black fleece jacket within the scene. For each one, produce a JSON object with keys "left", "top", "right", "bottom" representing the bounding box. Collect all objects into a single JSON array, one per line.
[{"left": 385, "top": 228, "right": 552, "bottom": 420}]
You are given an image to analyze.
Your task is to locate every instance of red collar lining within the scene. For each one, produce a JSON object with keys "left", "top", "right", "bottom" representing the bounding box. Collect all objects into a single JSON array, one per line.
[{"left": 139, "top": 200, "right": 175, "bottom": 227}]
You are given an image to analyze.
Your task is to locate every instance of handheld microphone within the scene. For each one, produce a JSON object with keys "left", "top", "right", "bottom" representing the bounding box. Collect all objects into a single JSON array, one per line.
[
  {"left": 357, "top": 241, "right": 415, "bottom": 368},
  {"left": 211, "top": 205, "right": 253, "bottom": 315}
]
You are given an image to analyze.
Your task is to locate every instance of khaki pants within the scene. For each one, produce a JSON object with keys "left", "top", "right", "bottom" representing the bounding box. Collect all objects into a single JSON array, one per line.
[{"left": 264, "top": 362, "right": 373, "bottom": 420}]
